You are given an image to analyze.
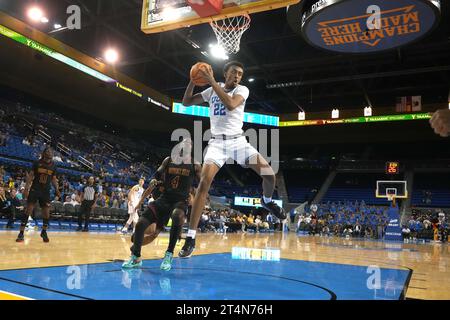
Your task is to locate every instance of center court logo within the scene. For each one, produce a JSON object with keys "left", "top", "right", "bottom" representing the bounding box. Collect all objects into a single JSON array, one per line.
[{"left": 298, "top": 0, "right": 441, "bottom": 53}]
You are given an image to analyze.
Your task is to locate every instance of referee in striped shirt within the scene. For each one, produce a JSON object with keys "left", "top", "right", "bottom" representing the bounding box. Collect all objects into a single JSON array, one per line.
[{"left": 77, "top": 176, "right": 98, "bottom": 232}]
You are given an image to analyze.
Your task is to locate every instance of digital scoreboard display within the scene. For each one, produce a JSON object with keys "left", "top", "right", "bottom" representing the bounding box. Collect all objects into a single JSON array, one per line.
[
  {"left": 234, "top": 196, "right": 283, "bottom": 208},
  {"left": 172, "top": 103, "right": 279, "bottom": 127},
  {"left": 279, "top": 113, "right": 432, "bottom": 127},
  {"left": 386, "top": 162, "right": 400, "bottom": 175}
]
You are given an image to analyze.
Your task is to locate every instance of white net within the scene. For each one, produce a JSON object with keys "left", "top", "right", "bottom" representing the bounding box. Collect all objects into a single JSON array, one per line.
[
  {"left": 387, "top": 194, "right": 395, "bottom": 202},
  {"left": 210, "top": 14, "right": 251, "bottom": 54}
]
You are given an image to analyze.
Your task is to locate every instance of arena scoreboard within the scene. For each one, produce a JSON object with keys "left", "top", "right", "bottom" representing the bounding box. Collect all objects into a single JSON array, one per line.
[
  {"left": 172, "top": 103, "right": 279, "bottom": 127},
  {"left": 386, "top": 161, "right": 400, "bottom": 174}
]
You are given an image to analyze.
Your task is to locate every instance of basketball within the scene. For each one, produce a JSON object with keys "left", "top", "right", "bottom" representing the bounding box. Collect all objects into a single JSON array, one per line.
[{"left": 190, "top": 62, "right": 212, "bottom": 87}]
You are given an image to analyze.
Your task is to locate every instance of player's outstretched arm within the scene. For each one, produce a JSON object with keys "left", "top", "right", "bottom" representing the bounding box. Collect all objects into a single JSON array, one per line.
[
  {"left": 136, "top": 157, "right": 170, "bottom": 207},
  {"left": 182, "top": 80, "right": 205, "bottom": 106}
]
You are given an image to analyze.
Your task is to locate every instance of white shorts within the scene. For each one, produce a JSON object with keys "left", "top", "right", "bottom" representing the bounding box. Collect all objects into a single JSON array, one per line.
[
  {"left": 204, "top": 136, "right": 259, "bottom": 168},
  {"left": 128, "top": 204, "right": 139, "bottom": 214}
]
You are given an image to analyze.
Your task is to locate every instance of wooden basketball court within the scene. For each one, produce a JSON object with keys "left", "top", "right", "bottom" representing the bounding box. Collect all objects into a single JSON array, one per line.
[{"left": 0, "top": 230, "right": 448, "bottom": 300}]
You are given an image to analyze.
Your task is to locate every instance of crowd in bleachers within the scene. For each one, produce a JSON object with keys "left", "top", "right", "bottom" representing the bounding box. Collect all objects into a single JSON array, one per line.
[
  {"left": 0, "top": 101, "right": 160, "bottom": 185},
  {"left": 198, "top": 207, "right": 284, "bottom": 233},
  {"left": 295, "top": 201, "right": 390, "bottom": 239},
  {"left": 402, "top": 208, "right": 449, "bottom": 242}
]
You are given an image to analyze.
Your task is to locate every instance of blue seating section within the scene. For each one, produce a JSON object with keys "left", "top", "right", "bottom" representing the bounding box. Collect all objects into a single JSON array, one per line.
[
  {"left": 0, "top": 135, "right": 40, "bottom": 161},
  {"left": 321, "top": 173, "right": 393, "bottom": 205},
  {"left": 322, "top": 188, "right": 390, "bottom": 205},
  {"left": 284, "top": 170, "right": 328, "bottom": 203},
  {"left": 411, "top": 173, "right": 450, "bottom": 207}
]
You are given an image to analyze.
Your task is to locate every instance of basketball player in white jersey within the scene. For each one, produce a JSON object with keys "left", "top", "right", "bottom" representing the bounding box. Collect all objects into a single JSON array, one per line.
[
  {"left": 122, "top": 178, "right": 145, "bottom": 233},
  {"left": 178, "top": 61, "right": 286, "bottom": 258}
]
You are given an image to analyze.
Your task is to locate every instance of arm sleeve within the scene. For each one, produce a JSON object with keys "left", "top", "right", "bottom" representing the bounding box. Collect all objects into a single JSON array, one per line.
[
  {"left": 234, "top": 85, "right": 249, "bottom": 101},
  {"left": 200, "top": 87, "right": 213, "bottom": 103}
]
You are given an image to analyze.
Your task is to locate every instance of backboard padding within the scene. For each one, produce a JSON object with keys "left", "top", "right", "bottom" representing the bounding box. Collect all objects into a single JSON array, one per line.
[{"left": 141, "top": 0, "right": 301, "bottom": 33}]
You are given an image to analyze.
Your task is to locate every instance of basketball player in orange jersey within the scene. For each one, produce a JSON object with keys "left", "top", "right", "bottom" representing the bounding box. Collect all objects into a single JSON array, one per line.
[
  {"left": 178, "top": 61, "right": 286, "bottom": 258},
  {"left": 122, "top": 138, "right": 201, "bottom": 270},
  {"left": 16, "top": 146, "right": 61, "bottom": 243}
]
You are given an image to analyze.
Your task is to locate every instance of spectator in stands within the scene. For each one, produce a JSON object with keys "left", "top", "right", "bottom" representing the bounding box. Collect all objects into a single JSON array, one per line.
[
  {"left": 333, "top": 224, "right": 341, "bottom": 236},
  {"left": 409, "top": 219, "right": 417, "bottom": 240},
  {"left": 7, "top": 177, "right": 14, "bottom": 189},
  {"left": 254, "top": 215, "right": 263, "bottom": 233},
  {"left": 364, "top": 226, "right": 372, "bottom": 238},
  {"left": 0, "top": 187, "right": 17, "bottom": 228},
  {"left": 321, "top": 225, "right": 330, "bottom": 237},
  {"left": 423, "top": 217, "right": 432, "bottom": 230},
  {"left": 343, "top": 226, "right": 353, "bottom": 238},
  {"left": 402, "top": 225, "right": 411, "bottom": 240},
  {"left": 354, "top": 222, "right": 362, "bottom": 237},
  {"left": 63, "top": 194, "right": 79, "bottom": 206},
  {"left": 217, "top": 211, "right": 227, "bottom": 233},
  {"left": 246, "top": 214, "right": 257, "bottom": 232},
  {"left": 16, "top": 187, "right": 24, "bottom": 200},
  {"left": 199, "top": 210, "right": 209, "bottom": 233},
  {"left": 415, "top": 220, "right": 424, "bottom": 239},
  {"left": 103, "top": 190, "right": 110, "bottom": 207},
  {"left": 260, "top": 219, "right": 269, "bottom": 231}
]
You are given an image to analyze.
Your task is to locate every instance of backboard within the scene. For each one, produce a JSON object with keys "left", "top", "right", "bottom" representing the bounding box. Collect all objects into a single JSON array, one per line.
[
  {"left": 376, "top": 180, "right": 408, "bottom": 199},
  {"left": 141, "top": 0, "right": 301, "bottom": 33}
]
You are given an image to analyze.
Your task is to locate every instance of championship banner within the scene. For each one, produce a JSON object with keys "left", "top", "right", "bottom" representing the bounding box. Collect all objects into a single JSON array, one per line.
[{"left": 288, "top": 0, "right": 441, "bottom": 53}]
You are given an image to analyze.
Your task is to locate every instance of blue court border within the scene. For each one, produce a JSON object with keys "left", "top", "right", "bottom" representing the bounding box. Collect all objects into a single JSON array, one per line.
[{"left": 0, "top": 253, "right": 412, "bottom": 300}]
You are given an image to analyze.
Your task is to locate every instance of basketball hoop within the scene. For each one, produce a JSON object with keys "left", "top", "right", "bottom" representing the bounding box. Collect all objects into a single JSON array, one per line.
[{"left": 210, "top": 14, "right": 251, "bottom": 54}]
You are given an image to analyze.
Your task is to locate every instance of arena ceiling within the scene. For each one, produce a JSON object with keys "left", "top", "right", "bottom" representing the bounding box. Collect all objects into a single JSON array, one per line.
[{"left": 1, "top": 0, "right": 449, "bottom": 116}]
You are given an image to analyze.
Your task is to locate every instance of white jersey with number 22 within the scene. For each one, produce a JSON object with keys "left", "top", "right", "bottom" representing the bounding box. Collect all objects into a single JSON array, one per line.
[{"left": 201, "top": 83, "right": 250, "bottom": 136}]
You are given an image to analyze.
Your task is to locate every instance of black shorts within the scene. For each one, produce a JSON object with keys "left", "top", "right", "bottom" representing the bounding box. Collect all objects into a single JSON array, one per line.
[
  {"left": 80, "top": 200, "right": 95, "bottom": 214},
  {"left": 142, "top": 196, "right": 187, "bottom": 229},
  {"left": 27, "top": 189, "right": 51, "bottom": 208}
]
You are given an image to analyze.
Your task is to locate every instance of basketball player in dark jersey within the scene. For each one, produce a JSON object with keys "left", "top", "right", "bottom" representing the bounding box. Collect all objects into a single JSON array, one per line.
[
  {"left": 122, "top": 138, "right": 201, "bottom": 270},
  {"left": 16, "top": 146, "right": 60, "bottom": 243}
]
